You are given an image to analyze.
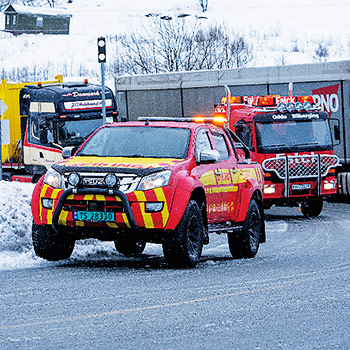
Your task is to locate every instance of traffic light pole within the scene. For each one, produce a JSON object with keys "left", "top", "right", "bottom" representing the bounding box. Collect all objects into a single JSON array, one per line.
[
  {"left": 97, "top": 37, "right": 107, "bottom": 124},
  {"left": 101, "top": 62, "right": 106, "bottom": 124}
]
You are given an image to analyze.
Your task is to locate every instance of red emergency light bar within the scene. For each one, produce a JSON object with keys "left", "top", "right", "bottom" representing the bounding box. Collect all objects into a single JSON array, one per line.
[{"left": 221, "top": 95, "right": 315, "bottom": 107}]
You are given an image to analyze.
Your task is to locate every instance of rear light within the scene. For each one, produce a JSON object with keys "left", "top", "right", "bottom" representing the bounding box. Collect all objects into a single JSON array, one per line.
[
  {"left": 194, "top": 115, "right": 205, "bottom": 123},
  {"left": 84, "top": 78, "right": 88, "bottom": 84}
]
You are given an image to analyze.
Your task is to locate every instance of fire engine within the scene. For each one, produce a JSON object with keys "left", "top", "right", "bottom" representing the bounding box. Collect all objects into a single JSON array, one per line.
[
  {"left": 31, "top": 116, "right": 265, "bottom": 267},
  {"left": 214, "top": 88, "right": 339, "bottom": 217},
  {"left": 0, "top": 76, "right": 117, "bottom": 182}
]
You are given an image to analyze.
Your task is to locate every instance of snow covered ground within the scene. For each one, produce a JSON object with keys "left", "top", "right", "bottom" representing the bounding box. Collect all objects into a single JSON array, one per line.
[
  {"left": 0, "top": 181, "right": 165, "bottom": 271},
  {"left": 0, "top": 0, "right": 349, "bottom": 85}
]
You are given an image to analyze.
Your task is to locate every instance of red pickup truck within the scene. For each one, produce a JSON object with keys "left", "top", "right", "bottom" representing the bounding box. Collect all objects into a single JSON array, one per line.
[{"left": 31, "top": 117, "right": 265, "bottom": 267}]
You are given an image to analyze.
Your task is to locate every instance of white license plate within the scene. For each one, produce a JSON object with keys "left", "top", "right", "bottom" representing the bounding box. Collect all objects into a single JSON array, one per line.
[{"left": 291, "top": 184, "right": 311, "bottom": 190}]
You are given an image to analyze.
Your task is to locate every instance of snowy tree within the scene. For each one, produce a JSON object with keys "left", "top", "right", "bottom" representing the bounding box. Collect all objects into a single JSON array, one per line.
[{"left": 114, "top": 19, "right": 253, "bottom": 75}]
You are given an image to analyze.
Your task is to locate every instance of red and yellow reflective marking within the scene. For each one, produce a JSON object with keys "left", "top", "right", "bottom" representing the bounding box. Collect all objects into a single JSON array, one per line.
[
  {"left": 154, "top": 187, "right": 169, "bottom": 227},
  {"left": 39, "top": 185, "right": 170, "bottom": 229},
  {"left": 134, "top": 191, "right": 154, "bottom": 229}
]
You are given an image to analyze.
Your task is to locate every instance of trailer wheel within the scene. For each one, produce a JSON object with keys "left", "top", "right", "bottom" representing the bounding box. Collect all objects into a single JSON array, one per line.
[
  {"left": 162, "top": 200, "right": 204, "bottom": 268},
  {"left": 114, "top": 237, "right": 146, "bottom": 256},
  {"left": 32, "top": 222, "right": 75, "bottom": 261},
  {"left": 228, "top": 199, "right": 262, "bottom": 259},
  {"left": 300, "top": 198, "right": 323, "bottom": 217}
]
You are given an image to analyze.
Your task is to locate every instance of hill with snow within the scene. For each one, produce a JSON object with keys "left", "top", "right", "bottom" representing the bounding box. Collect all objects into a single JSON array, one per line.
[{"left": 0, "top": 0, "right": 349, "bottom": 87}]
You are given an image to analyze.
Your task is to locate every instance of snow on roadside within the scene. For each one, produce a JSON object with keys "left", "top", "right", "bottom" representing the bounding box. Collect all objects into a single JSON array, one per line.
[{"left": 0, "top": 181, "right": 163, "bottom": 271}]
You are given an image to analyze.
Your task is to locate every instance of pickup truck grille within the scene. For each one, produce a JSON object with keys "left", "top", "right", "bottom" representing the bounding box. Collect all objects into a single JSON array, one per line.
[
  {"left": 262, "top": 154, "right": 339, "bottom": 179},
  {"left": 62, "top": 199, "right": 124, "bottom": 213}
]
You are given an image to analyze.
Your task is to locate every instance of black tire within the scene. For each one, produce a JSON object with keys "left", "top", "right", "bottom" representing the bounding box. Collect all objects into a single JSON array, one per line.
[
  {"left": 300, "top": 197, "right": 323, "bottom": 217},
  {"left": 114, "top": 237, "right": 146, "bottom": 256},
  {"left": 162, "top": 200, "right": 204, "bottom": 268},
  {"left": 228, "top": 199, "right": 262, "bottom": 259},
  {"left": 32, "top": 222, "right": 75, "bottom": 261},
  {"left": 2, "top": 173, "right": 12, "bottom": 181}
]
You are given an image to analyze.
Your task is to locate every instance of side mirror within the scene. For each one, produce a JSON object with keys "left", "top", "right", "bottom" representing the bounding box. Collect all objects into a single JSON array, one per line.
[
  {"left": 199, "top": 149, "right": 220, "bottom": 164},
  {"left": 334, "top": 124, "right": 340, "bottom": 141},
  {"left": 62, "top": 146, "right": 77, "bottom": 159}
]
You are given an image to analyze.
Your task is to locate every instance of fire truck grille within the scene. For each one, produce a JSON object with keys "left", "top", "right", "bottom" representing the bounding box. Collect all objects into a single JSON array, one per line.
[{"left": 262, "top": 155, "right": 339, "bottom": 179}]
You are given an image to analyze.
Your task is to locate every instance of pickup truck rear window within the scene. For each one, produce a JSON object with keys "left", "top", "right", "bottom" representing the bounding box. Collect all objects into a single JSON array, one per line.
[{"left": 78, "top": 126, "right": 191, "bottom": 159}]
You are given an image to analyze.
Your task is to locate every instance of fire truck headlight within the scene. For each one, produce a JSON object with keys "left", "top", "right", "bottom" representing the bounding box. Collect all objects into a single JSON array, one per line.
[
  {"left": 303, "top": 101, "right": 312, "bottom": 111},
  {"left": 67, "top": 172, "right": 81, "bottom": 187},
  {"left": 286, "top": 102, "right": 295, "bottom": 113},
  {"left": 277, "top": 102, "right": 286, "bottom": 113},
  {"left": 324, "top": 182, "right": 336, "bottom": 190},
  {"left": 295, "top": 102, "right": 304, "bottom": 112},
  {"left": 264, "top": 185, "right": 276, "bottom": 194},
  {"left": 44, "top": 168, "right": 64, "bottom": 189},
  {"left": 137, "top": 170, "right": 172, "bottom": 191}
]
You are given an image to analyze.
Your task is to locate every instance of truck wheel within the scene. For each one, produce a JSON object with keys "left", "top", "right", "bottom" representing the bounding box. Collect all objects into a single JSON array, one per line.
[
  {"left": 300, "top": 198, "right": 323, "bottom": 217},
  {"left": 32, "top": 222, "right": 75, "bottom": 261},
  {"left": 228, "top": 199, "right": 262, "bottom": 259},
  {"left": 162, "top": 200, "right": 204, "bottom": 268},
  {"left": 2, "top": 173, "right": 12, "bottom": 181},
  {"left": 114, "top": 237, "right": 146, "bottom": 256}
]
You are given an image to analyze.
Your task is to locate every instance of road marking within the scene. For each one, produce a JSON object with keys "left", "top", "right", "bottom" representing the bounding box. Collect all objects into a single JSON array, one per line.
[{"left": 0, "top": 281, "right": 294, "bottom": 330}]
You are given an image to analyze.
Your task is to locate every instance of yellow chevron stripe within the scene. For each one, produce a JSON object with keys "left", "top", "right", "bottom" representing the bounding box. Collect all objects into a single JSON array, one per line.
[
  {"left": 84, "top": 194, "right": 94, "bottom": 201},
  {"left": 107, "top": 222, "right": 118, "bottom": 228},
  {"left": 39, "top": 185, "right": 49, "bottom": 222},
  {"left": 154, "top": 188, "right": 169, "bottom": 227},
  {"left": 134, "top": 191, "right": 154, "bottom": 229},
  {"left": 58, "top": 210, "right": 69, "bottom": 225},
  {"left": 205, "top": 185, "right": 239, "bottom": 194},
  {"left": 95, "top": 194, "right": 106, "bottom": 201},
  {"left": 122, "top": 213, "right": 131, "bottom": 228}
]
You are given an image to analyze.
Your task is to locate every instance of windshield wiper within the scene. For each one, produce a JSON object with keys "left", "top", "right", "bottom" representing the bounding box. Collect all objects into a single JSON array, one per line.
[
  {"left": 77, "top": 153, "right": 103, "bottom": 157},
  {"left": 291, "top": 142, "right": 318, "bottom": 147}
]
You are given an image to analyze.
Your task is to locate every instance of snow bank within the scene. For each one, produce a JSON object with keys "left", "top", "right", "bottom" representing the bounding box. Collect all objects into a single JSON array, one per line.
[{"left": 0, "top": 180, "right": 163, "bottom": 271}]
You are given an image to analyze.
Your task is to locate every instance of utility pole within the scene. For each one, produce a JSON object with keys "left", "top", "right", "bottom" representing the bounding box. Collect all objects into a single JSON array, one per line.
[{"left": 97, "top": 37, "right": 107, "bottom": 124}]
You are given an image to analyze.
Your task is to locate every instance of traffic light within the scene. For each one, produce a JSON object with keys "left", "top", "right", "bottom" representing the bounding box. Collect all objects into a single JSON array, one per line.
[{"left": 97, "top": 37, "right": 106, "bottom": 63}]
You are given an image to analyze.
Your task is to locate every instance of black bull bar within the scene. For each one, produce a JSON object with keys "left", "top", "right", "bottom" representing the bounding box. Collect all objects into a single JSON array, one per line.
[{"left": 52, "top": 188, "right": 139, "bottom": 233}]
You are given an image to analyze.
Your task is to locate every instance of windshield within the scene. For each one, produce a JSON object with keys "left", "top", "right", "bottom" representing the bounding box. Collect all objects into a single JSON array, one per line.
[
  {"left": 255, "top": 119, "right": 333, "bottom": 153},
  {"left": 77, "top": 126, "right": 191, "bottom": 159},
  {"left": 58, "top": 119, "right": 102, "bottom": 147}
]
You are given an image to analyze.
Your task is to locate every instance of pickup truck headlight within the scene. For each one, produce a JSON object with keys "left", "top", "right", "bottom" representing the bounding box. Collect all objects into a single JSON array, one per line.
[
  {"left": 137, "top": 170, "right": 171, "bottom": 191},
  {"left": 44, "top": 168, "right": 63, "bottom": 189}
]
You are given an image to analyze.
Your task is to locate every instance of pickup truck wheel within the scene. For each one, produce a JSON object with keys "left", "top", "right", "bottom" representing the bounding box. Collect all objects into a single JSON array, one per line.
[
  {"left": 228, "top": 199, "right": 262, "bottom": 259},
  {"left": 32, "top": 222, "right": 75, "bottom": 261},
  {"left": 300, "top": 198, "right": 323, "bottom": 217},
  {"left": 114, "top": 237, "right": 146, "bottom": 256},
  {"left": 162, "top": 200, "right": 204, "bottom": 268}
]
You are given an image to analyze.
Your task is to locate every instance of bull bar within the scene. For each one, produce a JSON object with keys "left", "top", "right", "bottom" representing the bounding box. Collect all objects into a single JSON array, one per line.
[
  {"left": 52, "top": 188, "right": 139, "bottom": 234},
  {"left": 262, "top": 154, "right": 339, "bottom": 198}
]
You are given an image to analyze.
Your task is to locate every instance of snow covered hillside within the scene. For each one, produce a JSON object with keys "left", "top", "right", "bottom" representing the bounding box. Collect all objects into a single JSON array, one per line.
[{"left": 0, "top": 0, "right": 349, "bottom": 85}]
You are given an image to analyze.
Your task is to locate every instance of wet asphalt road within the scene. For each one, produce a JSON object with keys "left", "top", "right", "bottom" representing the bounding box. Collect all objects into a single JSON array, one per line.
[{"left": 1, "top": 201, "right": 350, "bottom": 350}]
